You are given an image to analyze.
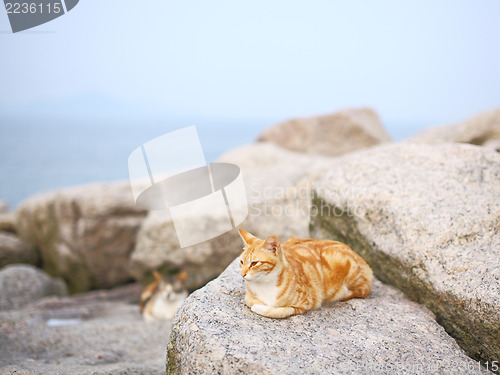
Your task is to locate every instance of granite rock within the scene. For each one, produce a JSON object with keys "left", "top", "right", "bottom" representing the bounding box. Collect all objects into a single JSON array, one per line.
[
  {"left": 218, "top": 142, "right": 333, "bottom": 239},
  {"left": 130, "top": 143, "right": 333, "bottom": 288},
  {"left": 257, "top": 108, "right": 391, "bottom": 156},
  {"left": 168, "top": 259, "right": 488, "bottom": 375},
  {"left": 0, "top": 264, "right": 67, "bottom": 311},
  {"left": 16, "top": 182, "right": 148, "bottom": 293},
  {"left": 310, "top": 142, "right": 500, "bottom": 365},
  {"left": 483, "top": 138, "right": 500, "bottom": 152},
  {"left": 0, "top": 232, "right": 38, "bottom": 268},
  {"left": 0, "top": 284, "right": 171, "bottom": 374},
  {"left": 408, "top": 108, "right": 500, "bottom": 145},
  {"left": 0, "top": 212, "right": 17, "bottom": 233}
]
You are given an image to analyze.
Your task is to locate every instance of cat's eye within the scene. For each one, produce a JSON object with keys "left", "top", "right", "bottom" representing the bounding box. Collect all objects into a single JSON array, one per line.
[
  {"left": 250, "top": 261, "right": 259, "bottom": 267},
  {"left": 239, "top": 259, "right": 243, "bottom": 266}
]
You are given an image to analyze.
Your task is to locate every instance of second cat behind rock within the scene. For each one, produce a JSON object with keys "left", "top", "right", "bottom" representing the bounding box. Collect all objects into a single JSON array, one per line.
[
  {"left": 239, "top": 229, "right": 373, "bottom": 318},
  {"left": 140, "top": 270, "right": 188, "bottom": 321}
]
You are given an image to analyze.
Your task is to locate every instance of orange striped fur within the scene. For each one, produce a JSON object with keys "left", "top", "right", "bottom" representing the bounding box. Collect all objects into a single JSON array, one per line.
[{"left": 238, "top": 229, "right": 373, "bottom": 318}]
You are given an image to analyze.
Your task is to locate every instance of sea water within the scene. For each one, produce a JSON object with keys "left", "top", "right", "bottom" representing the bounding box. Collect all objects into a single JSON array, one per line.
[
  {"left": 0, "top": 116, "right": 425, "bottom": 209},
  {"left": 0, "top": 116, "right": 270, "bottom": 208}
]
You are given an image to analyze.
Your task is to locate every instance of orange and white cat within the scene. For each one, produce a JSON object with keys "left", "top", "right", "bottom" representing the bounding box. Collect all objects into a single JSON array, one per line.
[
  {"left": 239, "top": 229, "right": 373, "bottom": 318},
  {"left": 140, "top": 270, "right": 188, "bottom": 321}
]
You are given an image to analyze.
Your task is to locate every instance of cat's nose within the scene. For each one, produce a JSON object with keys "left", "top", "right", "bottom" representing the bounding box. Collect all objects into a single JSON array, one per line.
[{"left": 241, "top": 272, "right": 247, "bottom": 279}]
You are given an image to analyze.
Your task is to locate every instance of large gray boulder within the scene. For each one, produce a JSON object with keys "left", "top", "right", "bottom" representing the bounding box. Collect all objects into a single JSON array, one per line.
[
  {"left": 129, "top": 210, "right": 242, "bottom": 290},
  {"left": 257, "top": 108, "right": 391, "bottom": 156},
  {"left": 310, "top": 142, "right": 500, "bottom": 365},
  {"left": 0, "top": 212, "right": 17, "bottom": 233},
  {"left": 0, "top": 232, "right": 38, "bottom": 268},
  {"left": 16, "top": 182, "right": 147, "bottom": 293},
  {"left": 130, "top": 143, "right": 334, "bottom": 289},
  {"left": 408, "top": 107, "right": 500, "bottom": 146},
  {"left": 168, "top": 259, "right": 487, "bottom": 374},
  {"left": 0, "top": 264, "right": 67, "bottom": 311},
  {"left": 0, "top": 283, "right": 171, "bottom": 374}
]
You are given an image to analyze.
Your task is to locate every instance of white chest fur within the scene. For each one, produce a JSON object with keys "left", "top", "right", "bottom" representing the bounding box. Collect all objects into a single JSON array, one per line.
[
  {"left": 153, "top": 295, "right": 183, "bottom": 319},
  {"left": 144, "top": 292, "right": 187, "bottom": 321},
  {"left": 247, "top": 278, "right": 279, "bottom": 306}
]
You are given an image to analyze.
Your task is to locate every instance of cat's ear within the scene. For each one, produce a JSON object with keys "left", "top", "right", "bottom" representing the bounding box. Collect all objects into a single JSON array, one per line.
[
  {"left": 153, "top": 270, "right": 163, "bottom": 282},
  {"left": 239, "top": 228, "right": 257, "bottom": 245},
  {"left": 263, "top": 234, "right": 280, "bottom": 254},
  {"left": 175, "top": 270, "right": 187, "bottom": 282}
]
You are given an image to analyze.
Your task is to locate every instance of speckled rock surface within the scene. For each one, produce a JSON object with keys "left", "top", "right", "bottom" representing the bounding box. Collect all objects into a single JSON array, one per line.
[
  {"left": 0, "top": 264, "right": 67, "bottom": 311},
  {"left": 130, "top": 143, "right": 334, "bottom": 288},
  {"left": 257, "top": 108, "right": 391, "bottom": 156},
  {"left": 310, "top": 142, "right": 500, "bottom": 366},
  {"left": 408, "top": 108, "right": 500, "bottom": 145},
  {"left": 168, "top": 259, "right": 488, "bottom": 375},
  {"left": 0, "top": 284, "right": 171, "bottom": 374},
  {"left": 16, "top": 182, "right": 148, "bottom": 293},
  {"left": 0, "top": 232, "right": 38, "bottom": 268}
]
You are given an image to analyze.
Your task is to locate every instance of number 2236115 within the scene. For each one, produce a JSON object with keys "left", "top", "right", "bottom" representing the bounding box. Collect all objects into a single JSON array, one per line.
[{"left": 5, "top": 2, "right": 62, "bottom": 14}]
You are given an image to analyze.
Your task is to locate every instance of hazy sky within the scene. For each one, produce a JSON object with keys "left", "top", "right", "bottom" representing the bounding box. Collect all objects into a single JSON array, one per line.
[{"left": 1, "top": 0, "right": 500, "bottom": 130}]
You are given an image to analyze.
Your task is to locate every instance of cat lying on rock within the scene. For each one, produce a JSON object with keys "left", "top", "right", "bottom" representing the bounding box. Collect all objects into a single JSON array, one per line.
[
  {"left": 140, "top": 270, "right": 188, "bottom": 321},
  {"left": 239, "top": 229, "right": 373, "bottom": 319}
]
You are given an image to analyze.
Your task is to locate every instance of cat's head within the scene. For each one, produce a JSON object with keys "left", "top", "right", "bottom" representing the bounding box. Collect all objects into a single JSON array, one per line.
[
  {"left": 157, "top": 270, "right": 188, "bottom": 300},
  {"left": 238, "top": 229, "right": 282, "bottom": 281}
]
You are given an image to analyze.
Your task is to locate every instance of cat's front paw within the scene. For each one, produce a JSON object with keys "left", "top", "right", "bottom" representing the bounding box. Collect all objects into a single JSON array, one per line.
[{"left": 251, "top": 304, "right": 270, "bottom": 316}]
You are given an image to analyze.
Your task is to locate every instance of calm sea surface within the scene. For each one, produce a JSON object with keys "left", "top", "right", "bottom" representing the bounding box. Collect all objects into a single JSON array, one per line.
[{"left": 0, "top": 116, "right": 423, "bottom": 208}]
